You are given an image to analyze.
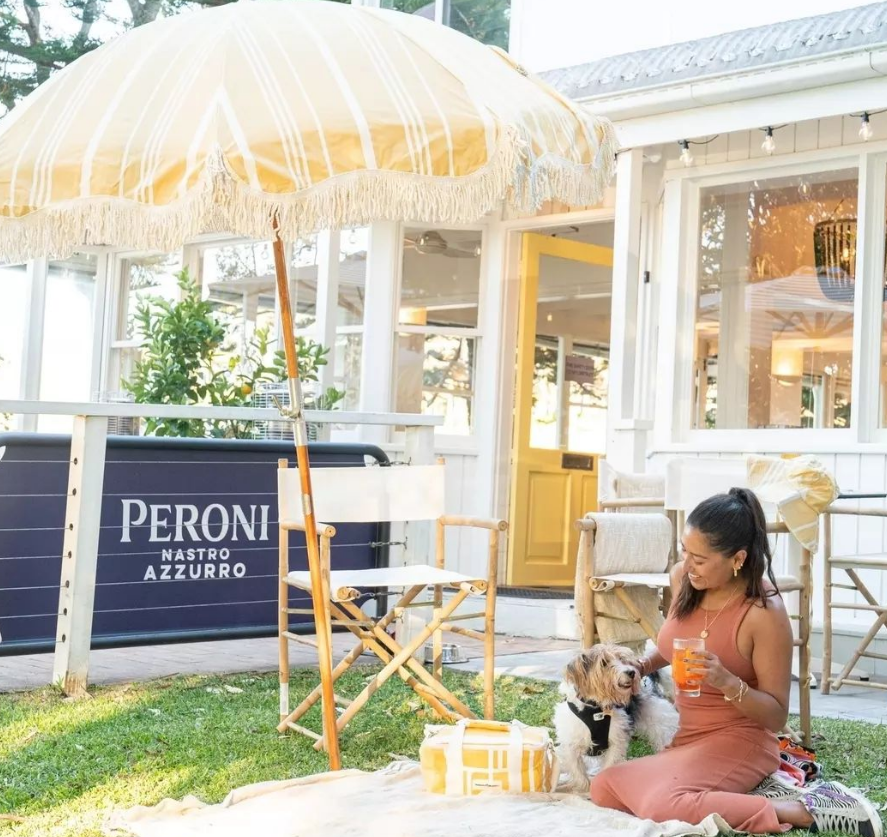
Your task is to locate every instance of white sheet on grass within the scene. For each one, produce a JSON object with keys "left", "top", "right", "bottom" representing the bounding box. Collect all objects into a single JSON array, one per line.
[{"left": 106, "top": 761, "right": 732, "bottom": 837}]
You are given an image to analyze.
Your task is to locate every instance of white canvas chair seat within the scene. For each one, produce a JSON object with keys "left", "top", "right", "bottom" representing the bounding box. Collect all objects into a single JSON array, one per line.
[
  {"left": 276, "top": 460, "right": 506, "bottom": 753},
  {"left": 284, "top": 566, "right": 486, "bottom": 602},
  {"left": 590, "top": 572, "right": 671, "bottom": 591}
]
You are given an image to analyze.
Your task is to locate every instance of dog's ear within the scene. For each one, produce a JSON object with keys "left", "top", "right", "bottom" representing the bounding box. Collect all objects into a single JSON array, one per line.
[{"left": 565, "top": 648, "right": 596, "bottom": 686}]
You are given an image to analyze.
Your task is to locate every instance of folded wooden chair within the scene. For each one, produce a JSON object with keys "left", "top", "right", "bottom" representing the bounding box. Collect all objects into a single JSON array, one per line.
[
  {"left": 574, "top": 512, "right": 674, "bottom": 650},
  {"left": 276, "top": 459, "right": 506, "bottom": 752},
  {"left": 821, "top": 505, "right": 887, "bottom": 695}
]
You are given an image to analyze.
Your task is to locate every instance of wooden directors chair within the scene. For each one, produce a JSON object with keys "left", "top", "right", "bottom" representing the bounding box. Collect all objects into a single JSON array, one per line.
[
  {"left": 574, "top": 512, "right": 674, "bottom": 649},
  {"left": 276, "top": 459, "right": 506, "bottom": 752},
  {"left": 822, "top": 504, "right": 887, "bottom": 695}
]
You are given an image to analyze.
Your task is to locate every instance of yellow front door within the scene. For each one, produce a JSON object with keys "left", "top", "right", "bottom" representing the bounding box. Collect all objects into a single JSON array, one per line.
[{"left": 507, "top": 231, "right": 613, "bottom": 586}]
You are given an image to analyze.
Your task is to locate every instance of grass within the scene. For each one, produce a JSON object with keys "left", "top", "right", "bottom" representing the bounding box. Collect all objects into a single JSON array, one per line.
[{"left": 0, "top": 668, "right": 884, "bottom": 837}]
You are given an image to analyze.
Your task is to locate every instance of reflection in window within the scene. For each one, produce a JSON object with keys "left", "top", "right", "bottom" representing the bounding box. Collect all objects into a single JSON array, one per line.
[
  {"left": 121, "top": 252, "right": 182, "bottom": 339},
  {"left": 396, "top": 333, "right": 475, "bottom": 434},
  {"left": 336, "top": 228, "right": 368, "bottom": 411},
  {"left": 396, "top": 227, "right": 482, "bottom": 434},
  {"left": 39, "top": 253, "right": 98, "bottom": 432},
  {"left": 381, "top": 0, "right": 511, "bottom": 49},
  {"left": 694, "top": 169, "right": 858, "bottom": 430},
  {"left": 201, "top": 240, "right": 277, "bottom": 355}
]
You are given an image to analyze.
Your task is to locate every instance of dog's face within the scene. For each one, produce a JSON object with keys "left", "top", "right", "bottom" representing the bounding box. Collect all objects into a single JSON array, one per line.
[{"left": 564, "top": 643, "right": 641, "bottom": 709}]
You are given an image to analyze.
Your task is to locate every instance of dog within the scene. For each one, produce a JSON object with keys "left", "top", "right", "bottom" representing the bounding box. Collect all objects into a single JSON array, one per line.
[{"left": 553, "top": 643, "right": 679, "bottom": 793}]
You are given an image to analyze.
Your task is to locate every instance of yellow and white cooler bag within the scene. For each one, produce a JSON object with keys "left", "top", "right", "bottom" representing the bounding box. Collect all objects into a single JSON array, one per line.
[{"left": 419, "top": 719, "right": 558, "bottom": 795}]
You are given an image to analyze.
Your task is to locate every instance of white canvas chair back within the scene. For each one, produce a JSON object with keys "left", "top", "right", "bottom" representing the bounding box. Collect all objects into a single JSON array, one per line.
[
  {"left": 599, "top": 460, "right": 665, "bottom": 504},
  {"left": 583, "top": 513, "right": 672, "bottom": 575},
  {"left": 665, "top": 458, "right": 749, "bottom": 512},
  {"left": 278, "top": 465, "right": 446, "bottom": 526}
]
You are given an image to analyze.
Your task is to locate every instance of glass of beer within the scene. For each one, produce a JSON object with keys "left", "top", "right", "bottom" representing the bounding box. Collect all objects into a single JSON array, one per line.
[{"left": 672, "top": 638, "right": 705, "bottom": 697}]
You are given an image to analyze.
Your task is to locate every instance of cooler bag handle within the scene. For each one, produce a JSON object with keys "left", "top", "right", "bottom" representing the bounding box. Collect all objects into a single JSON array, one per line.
[{"left": 444, "top": 719, "right": 525, "bottom": 795}]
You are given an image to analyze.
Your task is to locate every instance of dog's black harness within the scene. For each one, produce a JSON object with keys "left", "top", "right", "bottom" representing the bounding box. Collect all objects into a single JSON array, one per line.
[{"left": 567, "top": 694, "right": 640, "bottom": 757}]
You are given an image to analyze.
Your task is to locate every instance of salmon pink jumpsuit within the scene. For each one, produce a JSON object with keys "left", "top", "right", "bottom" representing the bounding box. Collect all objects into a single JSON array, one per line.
[{"left": 590, "top": 596, "right": 788, "bottom": 833}]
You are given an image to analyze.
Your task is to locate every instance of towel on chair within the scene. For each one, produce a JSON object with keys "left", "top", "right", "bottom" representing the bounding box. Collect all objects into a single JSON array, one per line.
[
  {"left": 746, "top": 456, "right": 838, "bottom": 552},
  {"left": 576, "top": 514, "right": 672, "bottom": 649}
]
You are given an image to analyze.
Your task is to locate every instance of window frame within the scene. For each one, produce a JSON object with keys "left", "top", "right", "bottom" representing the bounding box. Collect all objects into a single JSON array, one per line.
[
  {"left": 656, "top": 147, "right": 885, "bottom": 453},
  {"left": 392, "top": 221, "right": 488, "bottom": 447}
]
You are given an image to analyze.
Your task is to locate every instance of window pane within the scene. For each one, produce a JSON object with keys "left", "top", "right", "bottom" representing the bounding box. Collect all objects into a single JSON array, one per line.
[
  {"left": 695, "top": 169, "right": 857, "bottom": 430},
  {"left": 339, "top": 228, "right": 367, "bottom": 327},
  {"left": 446, "top": 0, "right": 511, "bottom": 49},
  {"left": 202, "top": 240, "right": 277, "bottom": 352},
  {"left": 290, "top": 236, "right": 319, "bottom": 331},
  {"left": 39, "top": 254, "right": 98, "bottom": 432},
  {"left": 0, "top": 264, "right": 28, "bottom": 414},
  {"left": 395, "top": 332, "right": 475, "bottom": 434},
  {"left": 122, "top": 253, "right": 182, "bottom": 339},
  {"left": 400, "top": 227, "right": 481, "bottom": 328},
  {"left": 335, "top": 333, "right": 363, "bottom": 411}
]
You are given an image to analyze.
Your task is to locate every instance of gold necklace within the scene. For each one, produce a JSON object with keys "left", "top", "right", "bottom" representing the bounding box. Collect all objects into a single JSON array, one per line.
[{"left": 700, "top": 587, "right": 741, "bottom": 639}]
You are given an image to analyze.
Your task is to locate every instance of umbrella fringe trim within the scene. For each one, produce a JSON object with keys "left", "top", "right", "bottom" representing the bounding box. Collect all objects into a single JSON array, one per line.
[{"left": 0, "top": 122, "right": 618, "bottom": 262}]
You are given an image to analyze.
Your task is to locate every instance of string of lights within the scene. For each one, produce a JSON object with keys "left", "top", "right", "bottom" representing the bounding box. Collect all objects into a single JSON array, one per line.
[{"left": 676, "top": 111, "right": 887, "bottom": 167}]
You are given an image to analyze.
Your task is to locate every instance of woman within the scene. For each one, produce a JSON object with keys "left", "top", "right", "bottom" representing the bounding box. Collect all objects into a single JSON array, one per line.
[{"left": 590, "top": 488, "right": 882, "bottom": 837}]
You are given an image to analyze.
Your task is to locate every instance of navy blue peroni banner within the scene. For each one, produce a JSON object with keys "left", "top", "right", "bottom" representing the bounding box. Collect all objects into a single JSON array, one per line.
[{"left": 0, "top": 434, "right": 388, "bottom": 654}]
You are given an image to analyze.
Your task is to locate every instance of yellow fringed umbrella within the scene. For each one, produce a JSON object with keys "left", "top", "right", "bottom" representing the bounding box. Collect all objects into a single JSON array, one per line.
[{"left": 0, "top": 0, "right": 617, "bottom": 771}]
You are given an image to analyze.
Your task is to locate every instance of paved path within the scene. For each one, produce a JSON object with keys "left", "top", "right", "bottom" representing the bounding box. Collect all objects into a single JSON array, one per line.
[
  {"left": 2, "top": 635, "right": 884, "bottom": 724},
  {"left": 0, "top": 633, "right": 576, "bottom": 692}
]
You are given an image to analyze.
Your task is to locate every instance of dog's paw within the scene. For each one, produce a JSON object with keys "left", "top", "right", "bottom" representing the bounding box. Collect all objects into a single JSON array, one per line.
[{"left": 558, "top": 774, "right": 591, "bottom": 795}]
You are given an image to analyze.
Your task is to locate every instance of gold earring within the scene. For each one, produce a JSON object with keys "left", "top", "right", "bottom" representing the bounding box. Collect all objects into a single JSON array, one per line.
[{"left": 733, "top": 566, "right": 739, "bottom": 577}]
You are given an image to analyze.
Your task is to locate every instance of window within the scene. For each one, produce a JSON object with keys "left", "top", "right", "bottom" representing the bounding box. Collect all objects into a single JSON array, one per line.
[
  {"left": 290, "top": 236, "right": 319, "bottom": 332},
  {"left": 381, "top": 0, "right": 511, "bottom": 49},
  {"left": 39, "top": 254, "right": 99, "bottom": 432},
  {"left": 335, "top": 228, "right": 368, "bottom": 411},
  {"left": 395, "top": 226, "right": 482, "bottom": 434},
  {"left": 201, "top": 240, "right": 278, "bottom": 367},
  {"left": 0, "top": 263, "right": 28, "bottom": 422},
  {"left": 693, "top": 168, "right": 858, "bottom": 430},
  {"left": 108, "top": 252, "right": 183, "bottom": 393}
]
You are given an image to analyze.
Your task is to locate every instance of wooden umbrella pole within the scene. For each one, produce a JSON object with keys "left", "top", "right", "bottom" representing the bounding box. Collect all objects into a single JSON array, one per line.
[{"left": 272, "top": 235, "right": 342, "bottom": 771}]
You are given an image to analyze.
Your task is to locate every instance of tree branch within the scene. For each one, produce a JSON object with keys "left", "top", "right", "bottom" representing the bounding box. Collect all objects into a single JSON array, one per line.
[
  {"left": 22, "top": 0, "right": 41, "bottom": 45},
  {"left": 73, "top": 0, "right": 100, "bottom": 49}
]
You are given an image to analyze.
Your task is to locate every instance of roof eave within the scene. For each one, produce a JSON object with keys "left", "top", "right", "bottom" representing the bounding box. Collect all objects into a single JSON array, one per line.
[{"left": 570, "top": 47, "right": 887, "bottom": 123}]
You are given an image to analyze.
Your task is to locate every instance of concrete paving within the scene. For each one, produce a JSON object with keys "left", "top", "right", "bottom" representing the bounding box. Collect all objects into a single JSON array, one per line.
[
  {"left": 0, "top": 633, "right": 577, "bottom": 693},
  {"left": 1, "top": 634, "right": 884, "bottom": 725},
  {"left": 451, "top": 649, "right": 887, "bottom": 725}
]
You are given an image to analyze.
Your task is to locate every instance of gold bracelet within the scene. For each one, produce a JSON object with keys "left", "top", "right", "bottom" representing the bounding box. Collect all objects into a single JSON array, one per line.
[{"left": 724, "top": 679, "right": 747, "bottom": 703}]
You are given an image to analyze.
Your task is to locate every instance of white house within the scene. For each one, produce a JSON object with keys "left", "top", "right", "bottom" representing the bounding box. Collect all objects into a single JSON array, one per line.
[{"left": 2, "top": 0, "right": 886, "bottom": 670}]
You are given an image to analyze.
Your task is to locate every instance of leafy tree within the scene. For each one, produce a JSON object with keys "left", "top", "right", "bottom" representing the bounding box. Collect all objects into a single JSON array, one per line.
[
  {"left": 0, "top": 0, "right": 350, "bottom": 113},
  {"left": 124, "top": 268, "right": 342, "bottom": 438},
  {"left": 386, "top": 0, "right": 510, "bottom": 49}
]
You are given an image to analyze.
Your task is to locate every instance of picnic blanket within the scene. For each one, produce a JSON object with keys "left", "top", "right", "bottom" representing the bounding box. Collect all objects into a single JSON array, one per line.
[{"left": 106, "top": 760, "right": 733, "bottom": 837}]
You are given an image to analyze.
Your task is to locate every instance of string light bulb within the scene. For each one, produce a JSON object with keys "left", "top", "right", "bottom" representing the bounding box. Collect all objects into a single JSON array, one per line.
[
  {"left": 859, "top": 112, "right": 874, "bottom": 142},
  {"left": 762, "top": 127, "right": 776, "bottom": 155},
  {"left": 679, "top": 140, "right": 693, "bottom": 167}
]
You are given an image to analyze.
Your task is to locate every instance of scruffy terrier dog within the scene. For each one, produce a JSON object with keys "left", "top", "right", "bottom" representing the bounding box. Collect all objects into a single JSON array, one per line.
[{"left": 553, "top": 643, "right": 679, "bottom": 793}]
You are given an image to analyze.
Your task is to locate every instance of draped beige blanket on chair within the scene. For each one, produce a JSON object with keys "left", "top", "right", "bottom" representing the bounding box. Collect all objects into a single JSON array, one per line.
[
  {"left": 575, "top": 513, "right": 672, "bottom": 649},
  {"left": 106, "top": 761, "right": 732, "bottom": 837}
]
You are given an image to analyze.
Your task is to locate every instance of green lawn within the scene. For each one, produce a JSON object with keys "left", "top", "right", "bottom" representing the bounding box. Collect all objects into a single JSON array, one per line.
[{"left": 0, "top": 669, "right": 884, "bottom": 837}]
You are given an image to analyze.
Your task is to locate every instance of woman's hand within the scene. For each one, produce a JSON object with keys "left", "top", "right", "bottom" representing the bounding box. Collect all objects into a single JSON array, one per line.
[{"left": 685, "top": 649, "right": 738, "bottom": 693}]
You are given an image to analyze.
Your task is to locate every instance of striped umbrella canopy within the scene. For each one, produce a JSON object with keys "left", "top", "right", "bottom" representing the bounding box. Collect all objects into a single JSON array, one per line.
[
  {"left": 0, "top": 0, "right": 616, "bottom": 261},
  {"left": 0, "top": 0, "right": 617, "bottom": 771}
]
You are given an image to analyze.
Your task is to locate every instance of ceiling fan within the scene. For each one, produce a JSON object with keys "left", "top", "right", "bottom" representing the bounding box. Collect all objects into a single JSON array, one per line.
[{"left": 404, "top": 230, "right": 481, "bottom": 259}]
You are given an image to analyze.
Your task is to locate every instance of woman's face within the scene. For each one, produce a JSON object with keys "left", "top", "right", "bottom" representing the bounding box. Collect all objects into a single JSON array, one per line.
[{"left": 681, "top": 526, "right": 742, "bottom": 592}]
